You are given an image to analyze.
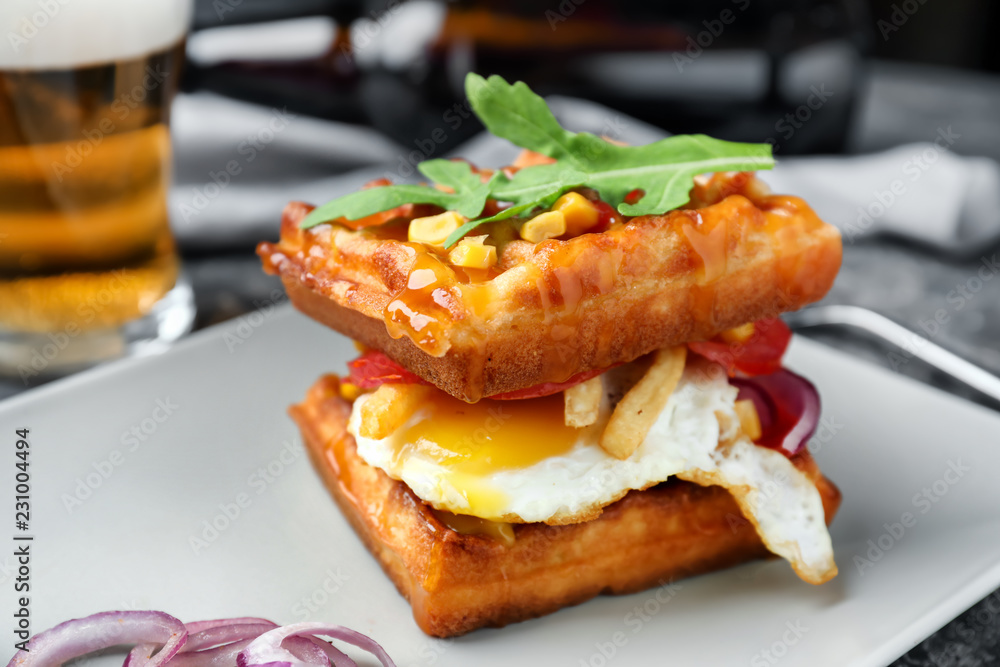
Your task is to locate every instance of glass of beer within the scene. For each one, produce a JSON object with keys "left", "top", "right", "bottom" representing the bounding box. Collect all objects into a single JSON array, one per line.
[{"left": 0, "top": 0, "right": 196, "bottom": 381}]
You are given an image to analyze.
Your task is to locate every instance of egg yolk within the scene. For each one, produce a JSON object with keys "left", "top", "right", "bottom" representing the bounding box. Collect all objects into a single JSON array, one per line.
[{"left": 394, "top": 392, "right": 584, "bottom": 518}]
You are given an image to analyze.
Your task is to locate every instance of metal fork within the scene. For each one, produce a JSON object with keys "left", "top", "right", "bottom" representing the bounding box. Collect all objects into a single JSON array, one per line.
[{"left": 783, "top": 305, "right": 1000, "bottom": 404}]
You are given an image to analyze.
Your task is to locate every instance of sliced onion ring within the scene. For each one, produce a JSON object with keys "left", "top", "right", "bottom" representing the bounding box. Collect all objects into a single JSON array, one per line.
[
  {"left": 238, "top": 622, "right": 395, "bottom": 667},
  {"left": 730, "top": 369, "right": 820, "bottom": 456},
  {"left": 164, "top": 639, "right": 254, "bottom": 667},
  {"left": 183, "top": 619, "right": 276, "bottom": 635},
  {"left": 300, "top": 638, "right": 355, "bottom": 667},
  {"left": 127, "top": 618, "right": 280, "bottom": 667},
  {"left": 130, "top": 636, "right": 330, "bottom": 667},
  {"left": 182, "top": 624, "right": 279, "bottom": 653},
  {"left": 7, "top": 610, "right": 186, "bottom": 667},
  {"left": 284, "top": 636, "right": 343, "bottom": 666},
  {"left": 7, "top": 612, "right": 396, "bottom": 667}
]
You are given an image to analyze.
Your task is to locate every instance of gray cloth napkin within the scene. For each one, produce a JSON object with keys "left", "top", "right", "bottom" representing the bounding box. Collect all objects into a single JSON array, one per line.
[
  {"left": 765, "top": 144, "right": 1000, "bottom": 254},
  {"left": 169, "top": 92, "right": 402, "bottom": 248},
  {"left": 169, "top": 92, "right": 1000, "bottom": 255}
]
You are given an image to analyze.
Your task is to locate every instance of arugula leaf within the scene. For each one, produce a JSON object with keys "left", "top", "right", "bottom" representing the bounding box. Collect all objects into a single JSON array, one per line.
[
  {"left": 466, "top": 73, "right": 773, "bottom": 219},
  {"left": 581, "top": 136, "right": 773, "bottom": 216},
  {"left": 301, "top": 73, "right": 775, "bottom": 247},
  {"left": 489, "top": 162, "right": 588, "bottom": 205},
  {"left": 463, "top": 74, "right": 579, "bottom": 164},
  {"left": 300, "top": 159, "right": 495, "bottom": 229},
  {"left": 417, "top": 158, "right": 493, "bottom": 198},
  {"left": 445, "top": 194, "right": 564, "bottom": 248}
]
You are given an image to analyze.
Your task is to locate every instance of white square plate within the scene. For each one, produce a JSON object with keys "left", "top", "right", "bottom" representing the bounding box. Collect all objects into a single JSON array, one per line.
[{"left": 3, "top": 306, "right": 999, "bottom": 666}]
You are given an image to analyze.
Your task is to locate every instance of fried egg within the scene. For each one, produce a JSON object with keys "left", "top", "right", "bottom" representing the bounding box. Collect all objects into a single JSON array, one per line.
[{"left": 347, "top": 366, "right": 836, "bottom": 583}]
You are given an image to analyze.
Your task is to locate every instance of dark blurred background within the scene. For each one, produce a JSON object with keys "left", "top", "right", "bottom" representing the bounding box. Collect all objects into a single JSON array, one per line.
[
  {"left": 866, "top": 0, "right": 998, "bottom": 70},
  {"left": 181, "top": 0, "right": 998, "bottom": 159},
  {"left": 180, "top": 0, "right": 1000, "bottom": 154}
]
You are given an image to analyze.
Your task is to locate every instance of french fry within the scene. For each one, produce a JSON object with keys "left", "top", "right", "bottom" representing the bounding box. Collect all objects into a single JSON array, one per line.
[
  {"left": 564, "top": 376, "right": 604, "bottom": 427},
  {"left": 600, "top": 346, "right": 687, "bottom": 459},
  {"left": 719, "top": 322, "right": 755, "bottom": 344},
  {"left": 733, "top": 399, "right": 762, "bottom": 441},
  {"left": 339, "top": 382, "right": 363, "bottom": 402},
  {"left": 359, "top": 384, "right": 432, "bottom": 439},
  {"left": 714, "top": 409, "right": 737, "bottom": 446}
]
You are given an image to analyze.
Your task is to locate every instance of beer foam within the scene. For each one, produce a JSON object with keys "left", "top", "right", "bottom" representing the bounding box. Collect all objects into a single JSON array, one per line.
[{"left": 0, "top": 0, "right": 192, "bottom": 70}]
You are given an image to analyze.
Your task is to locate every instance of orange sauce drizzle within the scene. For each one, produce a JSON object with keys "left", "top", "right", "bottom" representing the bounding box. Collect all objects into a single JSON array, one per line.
[
  {"left": 382, "top": 244, "right": 500, "bottom": 357},
  {"left": 382, "top": 250, "right": 456, "bottom": 356},
  {"left": 681, "top": 211, "right": 728, "bottom": 284}
]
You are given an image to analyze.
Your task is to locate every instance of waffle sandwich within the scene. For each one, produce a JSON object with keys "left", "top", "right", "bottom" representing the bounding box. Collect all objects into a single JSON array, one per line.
[{"left": 259, "top": 74, "right": 843, "bottom": 637}]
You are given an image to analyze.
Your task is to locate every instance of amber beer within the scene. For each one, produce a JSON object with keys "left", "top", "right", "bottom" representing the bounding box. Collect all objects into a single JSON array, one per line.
[{"left": 0, "top": 1, "right": 192, "bottom": 365}]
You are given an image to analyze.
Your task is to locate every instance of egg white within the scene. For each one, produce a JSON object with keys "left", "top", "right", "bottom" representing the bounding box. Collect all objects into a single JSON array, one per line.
[{"left": 348, "top": 367, "right": 835, "bottom": 580}]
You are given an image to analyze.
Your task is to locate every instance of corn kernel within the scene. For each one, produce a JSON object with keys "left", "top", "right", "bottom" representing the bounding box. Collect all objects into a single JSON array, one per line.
[
  {"left": 408, "top": 211, "right": 465, "bottom": 247},
  {"left": 447, "top": 235, "right": 498, "bottom": 269},
  {"left": 519, "top": 210, "right": 566, "bottom": 243},
  {"left": 339, "top": 382, "right": 363, "bottom": 402},
  {"left": 720, "top": 322, "right": 756, "bottom": 344},
  {"left": 480, "top": 220, "right": 518, "bottom": 248},
  {"left": 553, "top": 192, "right": 599, "bottom": 236},
  {"left": 734, "top": 399, "right": 762, "bottom": 441}
]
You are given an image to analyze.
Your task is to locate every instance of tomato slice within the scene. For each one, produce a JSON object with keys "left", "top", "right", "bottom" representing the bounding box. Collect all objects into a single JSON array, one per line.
[
  {"left": 592, "top": 200, "right": 619, "bottom": 232},
  {"left": 345, "top": 350, "right": 611, "bottom": 399},
  {"left": 346, "top": 350, "right": 429, "bottom": 389},
  {"left": 687, "top": 318, "right": 792, "bottom": 376},
  {"left": 624, "top": 188, "right": 645, "bottom": 205},
  {"left": 489, "top": 366, "right": 612, "bottom": 400}
]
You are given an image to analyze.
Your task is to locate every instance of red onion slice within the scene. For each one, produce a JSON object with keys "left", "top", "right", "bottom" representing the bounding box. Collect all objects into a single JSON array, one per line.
[
  {"left": 126, "top": 647, "right": 157, "bottom": 667},
  {"left": 165, "top": 639, "right": 254, "bottom": 667},
  {"left": 238, "top": 623, "right": 395, "bottom": 667},
  {"left": 183, "top": 624, "right": 279, "bottom": 653},
  {"left": 7, "top": 611, "right": 187, "bottom": 667},
  {"left": 183, "top": 619, "right": 276, "bottom": 635},
  {"left": 285, "top": 637, "right": 343, "bottom": 666},
  {"left": 302, "top": 638, "right": 355, "bottom": 667},
  {"left": 130, "top": 632, "right": 327, "bottom": 667},
  {"left": 127, "top": 619, "right": 281, "bottom": 665},
  {"left": 730, "top": 369, "right": 821, "bottom": 456},
  {"left": 9, "top": 613, "right": 396, "bottom": 667}
]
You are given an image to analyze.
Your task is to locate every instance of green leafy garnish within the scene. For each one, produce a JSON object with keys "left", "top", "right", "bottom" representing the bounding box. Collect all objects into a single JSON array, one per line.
[
  {"left": 300, "top": 159, "right": 497, "bottom": 228},
  {"left": 301, "top": 73, "right": 775, "bottom": 248}
]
